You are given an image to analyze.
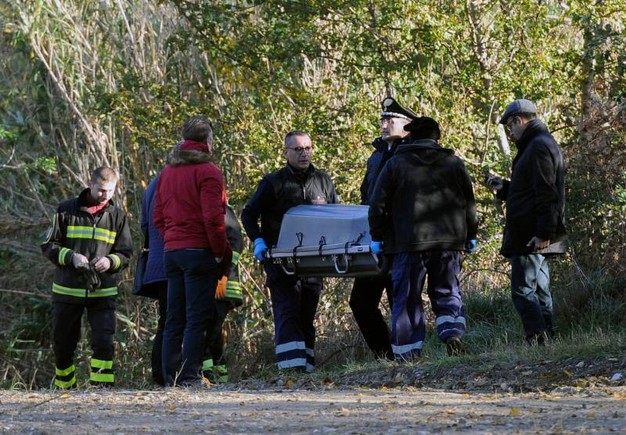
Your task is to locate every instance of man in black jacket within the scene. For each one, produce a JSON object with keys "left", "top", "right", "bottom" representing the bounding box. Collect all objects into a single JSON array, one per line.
[
  {"left": 241, "top": 131, "right": 338, "bottom": 372},
  {"left": 41, "top": 167, "right": 132, "bottom": 388},
  {"left": 350, "top": 97, "right": 418, "bottom": 361},
  {"left": 369, "top": 117, "right": 478, "bottom": 360},
  {"left": 486, "top": 99, "right": 567, "bottom": 345}
]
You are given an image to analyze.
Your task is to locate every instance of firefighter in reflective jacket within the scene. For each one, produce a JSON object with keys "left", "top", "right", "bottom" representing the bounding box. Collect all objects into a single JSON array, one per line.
[{"left": 41, "top": 167, "right": 132, "bottom": 388}]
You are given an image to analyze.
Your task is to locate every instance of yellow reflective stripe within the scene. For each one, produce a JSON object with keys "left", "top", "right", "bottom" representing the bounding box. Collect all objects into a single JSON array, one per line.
[
  {"left": 202, "top": 359, "right": 214, "bottom": 372},
  {"left": 231, "top": 252, "right": 241, "bottom": 266},
  {"left": 91, "top": 358, "right": 113, "bottom": 370},
  {"left": 93, "top": 228, "right": 116, "bottom": 244},
  {"left": 56, "top": 364, "right": 76, "bottom": 376},
  {"left": 90, "top": 372, "right": 114, "bottom": 383},
  {"left": 225, "top": 281, "right": 242, "bottom": 299},
  {"left": 55, "top": 364, "right": 77, "bottom": 389},
  {"left": 226, "top": 281, "right": 241, "bottom": 290},
  {"left": 216, "top": 365, "right": 228, "bottom": 383},
  {"left": 59, "top": 248, "right": 72, "bottom": 266},
  {"left": 67, "top": 226, "right": 117, "bottom": 244},
  {"left": 52, "top": 283, "right": 117, "bottom": 298},
  {"left": 107, "top": 254, "right": 121, "bottom": 270},
  {"left": 66, "top": 226, "right": 94, "bottom": 239},
  {"left": 55, "top": 377, "right": 77, "bottom": 389}
]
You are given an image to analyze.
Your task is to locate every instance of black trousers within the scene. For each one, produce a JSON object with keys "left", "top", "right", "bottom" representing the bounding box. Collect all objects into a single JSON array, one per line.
[
  {"left": 52, "top": 297, "right": 116, "bottom": 374},
  {"left": 349, "top": 274, "right": 394, "bottom": 360},
  {"left": 204, "top": 300, "right": 236, "bottom": 366}
]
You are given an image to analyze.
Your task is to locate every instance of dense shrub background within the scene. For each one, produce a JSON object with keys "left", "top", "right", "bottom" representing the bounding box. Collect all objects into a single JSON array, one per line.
[{"left": 0, "top": 0, "right": 624, "bottom": 388}]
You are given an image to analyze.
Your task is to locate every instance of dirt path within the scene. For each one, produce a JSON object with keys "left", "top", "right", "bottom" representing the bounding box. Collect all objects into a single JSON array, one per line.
[{"left": 1, "top": 385, "right": 625, "bottom": 434}]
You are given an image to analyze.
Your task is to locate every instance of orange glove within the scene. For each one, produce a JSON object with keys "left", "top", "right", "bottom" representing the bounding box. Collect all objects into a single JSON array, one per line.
[{"left": 215, "top": 276, "right": 228, "bottom": 299}]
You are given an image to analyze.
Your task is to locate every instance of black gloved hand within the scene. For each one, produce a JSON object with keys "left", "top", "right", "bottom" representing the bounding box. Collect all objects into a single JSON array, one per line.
[{"left": 78, "top": 260, "right": 101, "bottom": 292}]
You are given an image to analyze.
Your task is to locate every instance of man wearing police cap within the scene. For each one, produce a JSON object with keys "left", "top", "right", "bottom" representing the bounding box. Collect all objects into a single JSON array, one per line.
[{"left": 349, "top": 97, "right": 417, "bottom": 361}]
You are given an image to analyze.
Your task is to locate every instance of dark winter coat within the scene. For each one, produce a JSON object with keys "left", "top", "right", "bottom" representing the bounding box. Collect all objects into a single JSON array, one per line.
[
  {"left": 496, "top": 119, "right": 567, "bottom": 256},
  {"left": 369, "top": 139, "right": 478, "bottom": 254},
  {"left": 241, "top": 163, "right": 338, "bottom": 247},
  {"left": 140, "top": 175, "right": 166, "bottom": 291},
  {"left": 41, "top": 189, "right": 133, "bottom": 303},
  {"left": 360, "top": 137, "right": 395, "bottom": 205}
]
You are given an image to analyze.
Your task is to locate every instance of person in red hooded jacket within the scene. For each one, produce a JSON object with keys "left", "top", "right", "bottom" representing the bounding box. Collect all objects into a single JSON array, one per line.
[{"left": 153, "top": 116, "right": 231, "bottom": 387}]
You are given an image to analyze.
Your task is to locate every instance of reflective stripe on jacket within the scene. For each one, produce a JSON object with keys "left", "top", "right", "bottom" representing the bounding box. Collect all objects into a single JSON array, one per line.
[{"left": 41, "top": 188, "right": 133, "bottom": 302}]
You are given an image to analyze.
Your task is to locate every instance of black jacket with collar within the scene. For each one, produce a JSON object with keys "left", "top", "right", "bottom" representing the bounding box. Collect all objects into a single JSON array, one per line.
[
  {"left": 368, "top": 139, "right": 478, "bottom": 254},
  {"left": 359, "top": 136, "right": 411, "bottom": 205},
  {"left": 241, "top": 163, "right": 338, "bottom": 247},
  {"left": 496, "top": 119, "right": 567, "bottom": 256},
  {"left": 41, "top": 188, "right": 133, "bottom": 302}
]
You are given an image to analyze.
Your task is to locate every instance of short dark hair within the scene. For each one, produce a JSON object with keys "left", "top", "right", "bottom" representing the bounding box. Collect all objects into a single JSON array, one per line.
[
  {"left": 90, "top": 167, "right": 118, "bottom": 184},
  {"left": 181, "top": 116, "right": 213, "bottom": 142},
  {"left": 284, "top": 130, "right": 309, "bottom": 147}
]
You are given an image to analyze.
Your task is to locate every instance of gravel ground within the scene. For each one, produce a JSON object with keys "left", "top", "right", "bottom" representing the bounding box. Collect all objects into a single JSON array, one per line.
[{"left": 1, "top": 384, "right": 625, "bottom": 434}]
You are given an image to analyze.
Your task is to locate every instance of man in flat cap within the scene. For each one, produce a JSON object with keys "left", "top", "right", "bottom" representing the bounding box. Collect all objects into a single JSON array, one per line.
[
  {"left": 349, "top": 97, "right": 417, "bottom": 361},
  {"left": 485, "top": 99, "right": 567, "bottom": 346},
  {"left": 368, "top": 115, "right": 478, "bottom": 360}
]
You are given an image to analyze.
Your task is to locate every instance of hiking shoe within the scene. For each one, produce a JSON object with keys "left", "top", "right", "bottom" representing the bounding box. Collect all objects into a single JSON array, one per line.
[{"left": 445, "top": 336, "right": 469, "bottom": 356}]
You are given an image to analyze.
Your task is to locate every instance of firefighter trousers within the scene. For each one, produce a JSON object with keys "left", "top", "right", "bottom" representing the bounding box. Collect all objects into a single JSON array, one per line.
[{"left": 52, "top": 296, "right": 116, "bottom": 388}]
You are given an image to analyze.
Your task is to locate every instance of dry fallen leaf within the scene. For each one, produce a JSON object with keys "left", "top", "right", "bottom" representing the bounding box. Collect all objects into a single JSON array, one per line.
[
  {"left": 509, "top": 407, "right": 522, "bottom": 417},
  {"left": 575, "top": 379, "right": 589, "bottom": 388}
]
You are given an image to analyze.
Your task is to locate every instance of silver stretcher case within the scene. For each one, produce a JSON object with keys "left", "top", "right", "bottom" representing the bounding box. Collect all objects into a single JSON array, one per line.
[{"left": 267, "top": 204, "right": 388, "bottom": 277}]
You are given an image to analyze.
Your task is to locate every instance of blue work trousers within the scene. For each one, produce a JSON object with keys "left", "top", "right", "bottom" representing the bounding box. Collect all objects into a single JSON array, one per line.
[
  {"left": 265, "top": 264, "right": 322, "bottom": 372},
  {"left": 391, "top": 251, "right": 466, "bottom": 359}
]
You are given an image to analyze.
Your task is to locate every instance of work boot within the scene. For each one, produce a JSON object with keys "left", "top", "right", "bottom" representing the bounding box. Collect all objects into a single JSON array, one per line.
[{"left": 445, "top": 336, "right": 469, "bottom": 356}]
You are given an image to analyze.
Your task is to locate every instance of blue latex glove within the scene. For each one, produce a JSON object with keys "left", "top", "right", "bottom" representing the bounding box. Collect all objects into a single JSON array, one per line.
[
  {"left": 465, "top": 239, "right": 477, "bottom": 253},
  {"left": 370, "top": 240, "right": 383, "bottom": 255},
  {"left": 253, "top": 238, "right": 268, "bottom": 261}
]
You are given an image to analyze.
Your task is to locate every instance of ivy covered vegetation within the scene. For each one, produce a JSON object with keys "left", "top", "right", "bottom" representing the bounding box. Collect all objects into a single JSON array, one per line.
[{"left": 0, "top": 0, "right": 624, "bottom": 388}]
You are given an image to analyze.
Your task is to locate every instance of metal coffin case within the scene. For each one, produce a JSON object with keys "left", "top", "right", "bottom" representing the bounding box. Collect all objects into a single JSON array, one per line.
[{"left": 268, "top": 204, "right": 387, "bottom": 277}]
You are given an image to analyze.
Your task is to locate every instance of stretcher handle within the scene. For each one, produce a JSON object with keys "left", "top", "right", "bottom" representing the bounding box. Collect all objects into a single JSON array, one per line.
[
  {"left": 281, "top": 232, "right": 304, "bottom": 276},
  {"left": 333, "top": 254, "right": 350, "bottom": 274},
  {"left": 279, "top": 260, "right": 297, "bottom": 276},
  {"left": 372, "top": 252, "right": 390, "bottom": 274},
  {"left": 318, "top": 236, "right": 326, "bottom": 256}
]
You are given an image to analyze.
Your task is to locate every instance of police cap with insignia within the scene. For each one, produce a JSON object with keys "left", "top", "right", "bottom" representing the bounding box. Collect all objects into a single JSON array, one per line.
[{"left": 380, "top": 97, "right": 419, "bottom": 121}]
